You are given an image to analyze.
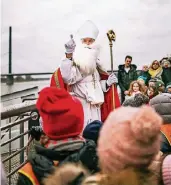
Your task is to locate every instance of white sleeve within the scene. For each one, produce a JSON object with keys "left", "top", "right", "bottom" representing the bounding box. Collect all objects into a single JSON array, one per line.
[
  {"left": 60, "top": 58, "right": 83, "bottom": 85},
  {"left": 100, "top": 80, "right": 110, "bottom": 92},
  {"left": 96, "top": 58, "right": 110, "bottom": 92}
]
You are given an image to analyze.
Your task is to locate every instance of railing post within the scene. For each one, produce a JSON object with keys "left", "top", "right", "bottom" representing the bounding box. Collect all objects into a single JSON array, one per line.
[
  {"left": 8, "top": 118, "right": 12, "bottom": 185},
  {"left": 20, "top": 121, "right": 24, "bottom": 164}
]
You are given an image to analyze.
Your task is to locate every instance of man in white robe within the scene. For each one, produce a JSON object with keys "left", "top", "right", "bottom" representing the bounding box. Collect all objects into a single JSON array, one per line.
[{"left": 60, "top": 20, "right": 118, "bottom": 127}]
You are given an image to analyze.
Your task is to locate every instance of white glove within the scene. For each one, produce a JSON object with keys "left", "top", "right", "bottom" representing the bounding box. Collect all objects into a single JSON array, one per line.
[
  {"left": 106, "top": 73, "right": 118, "bottom": 86},
  {"left": 65, "top": 35, "right": 76, "bottom": 54}
]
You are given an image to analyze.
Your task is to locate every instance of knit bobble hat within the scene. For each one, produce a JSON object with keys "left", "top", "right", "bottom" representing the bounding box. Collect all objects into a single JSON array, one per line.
[
  {"left": 137, "top": 76, "right": 147, "bottom": 83},
  {"left": 36, "top": 87, "right": 84, "bottom": 140},
  {"left": 98, "top": 106, "right": 162, "bottom": 173},
  {"left": 166, "top": 82, "right": 171, "bottom": 89},
  {"left": 156, "top": 80, "right": 165, "bottom": 89},
  {"left": 83, "top": 120, "right": 102, "bottom": 144},
  {"left": 162, "top": 155, "right": 171, "bottom": 185},
  {"left": 122, "top": 93, "right": 149, "bottom": 107}
]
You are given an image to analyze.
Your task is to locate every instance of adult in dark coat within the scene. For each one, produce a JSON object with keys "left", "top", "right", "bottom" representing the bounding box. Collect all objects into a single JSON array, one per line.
[
  {"left": 161, "top": 60, "right": 171, "bottom": 86},
  {"left": 118, "top": 55, "right": 137, "bottom": 103},
  {"left": 150, "top": 93, "right": 171, "bottom": 153}
]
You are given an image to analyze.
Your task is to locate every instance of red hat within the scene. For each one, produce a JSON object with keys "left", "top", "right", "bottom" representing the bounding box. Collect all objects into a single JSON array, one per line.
[{"left": 36, "top": 87, "right": 84, "bottom": 140}]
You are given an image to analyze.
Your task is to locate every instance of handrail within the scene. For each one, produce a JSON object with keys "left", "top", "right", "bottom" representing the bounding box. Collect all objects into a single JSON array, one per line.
[
  {"left": 1, "top": 130, "right": 30, "bottom": 147},
  {"left": 1, "top": 100, "right": 36, "bottom": 120},
  {"left": 1, "top": 72, "right": 53, "bottom": 76},
  {"left": 6, "top": 160, "right": 28, "bottom": 178},
  {"left": 1, "top": 99, "right": 40, "bottom": 184},
  {"left": 2, "top": 146, "right": 27, "bottom": 163},
  {"left": 1, "top": 116, "right": 32, "bottom": 130},
  {"left": 0, "top": 70, "right": 142, "bottom": 77}
]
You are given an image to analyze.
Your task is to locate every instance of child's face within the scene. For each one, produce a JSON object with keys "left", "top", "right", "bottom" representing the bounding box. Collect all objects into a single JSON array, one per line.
[
  {"left": 158, "top": 85, "right": 165, "bottom": 93},
  {"left": 40, "top": 134, "right": 49, "bottom": 146},
  {"left": 147, "top": 88, "right": 154, "bottom": 97},
  {"left": 138, "top": 79, "right": 145, "bottom": 86},
  {"left": 133, "top": 83, "right": 140, "bottom": 92},
  {"left": 149, "top": 81, "right": 155, "bottom": 87},
  {"left": 167, "top": 87, "right": 171, "bottom": 93}
]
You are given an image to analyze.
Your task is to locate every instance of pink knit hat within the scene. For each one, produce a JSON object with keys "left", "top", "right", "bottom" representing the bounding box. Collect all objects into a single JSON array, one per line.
[
  {"left": 98, "top": 106, "right": 162, "bottom": 173},
  {"left": 162, "top": 155, "right": 171, "bottom": 185}
]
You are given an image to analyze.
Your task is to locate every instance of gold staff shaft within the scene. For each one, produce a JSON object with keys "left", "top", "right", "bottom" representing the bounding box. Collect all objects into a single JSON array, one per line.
[{"left": 107, "top": 30, "right": 116, "bottom": 109}]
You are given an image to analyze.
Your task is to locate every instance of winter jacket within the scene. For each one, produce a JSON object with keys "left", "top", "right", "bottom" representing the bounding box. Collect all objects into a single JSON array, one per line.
[
  {"left": 17, "top": 139, "right": 98, "bottom": 185},
  {"left": 118, "top": 64, "right": 137, "bottom": 92},
  {"left": 162, "top": 67, "right": 171, "bottom": 86},
  {"left": 139, "top": 71, "right": 151, "bottom": 85}
]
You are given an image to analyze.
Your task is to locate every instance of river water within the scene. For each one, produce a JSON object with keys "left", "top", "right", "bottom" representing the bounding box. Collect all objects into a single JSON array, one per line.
[{"left": 1, "top": 80, "right": 50, "bottom": 95}]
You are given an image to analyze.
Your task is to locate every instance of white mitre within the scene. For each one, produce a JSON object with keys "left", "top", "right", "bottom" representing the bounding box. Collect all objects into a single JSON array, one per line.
[{"left": 77, "top": 20, "right": 99, "bottom": 40}]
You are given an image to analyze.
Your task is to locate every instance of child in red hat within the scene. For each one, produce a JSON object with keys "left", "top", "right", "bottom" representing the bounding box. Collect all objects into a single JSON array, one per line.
[{"left": 17, "top": 87, "right": 98, "bottom": 185}]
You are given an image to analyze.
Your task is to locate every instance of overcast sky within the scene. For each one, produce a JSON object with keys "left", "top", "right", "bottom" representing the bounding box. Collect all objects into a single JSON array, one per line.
[{"left": 1, "top": 0, "right": 171, "bottom": 73}]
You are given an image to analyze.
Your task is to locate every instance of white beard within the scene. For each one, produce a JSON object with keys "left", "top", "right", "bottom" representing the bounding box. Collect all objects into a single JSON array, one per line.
[{"left": 73, "top": 42, "right": 100, "bottom": 76}]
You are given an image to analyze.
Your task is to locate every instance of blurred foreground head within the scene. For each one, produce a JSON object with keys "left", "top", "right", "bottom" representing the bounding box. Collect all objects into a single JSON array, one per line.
[
  {"left": 43, "top": 163, "right": 89, "bottom": 185},
  {"left": 123, "top": 93, "right": 149, "bottom": 107},
  {"left": 98, "top": 106, "right": 162, "bottom": 174}
]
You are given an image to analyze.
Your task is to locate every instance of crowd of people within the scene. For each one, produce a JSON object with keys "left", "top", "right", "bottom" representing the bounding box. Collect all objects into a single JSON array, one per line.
[
  {"left": 1, "top": 20, "right": 171, "bottom": 185},
  {"left": 118, "top": 55, "right": 171, "bottom": 104},
  {"left": 14, "top": 91, "right": 171, "bottom": 185}
]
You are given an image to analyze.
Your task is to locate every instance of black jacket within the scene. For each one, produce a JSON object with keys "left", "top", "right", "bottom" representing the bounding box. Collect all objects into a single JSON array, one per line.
[
  {"left": 17, "top": 140, "right": 98, "bottom": 185},
  {"left": 118, "top": 64, "right": 137, "bottom": 92},
  {"left": 162, "top": 67, "right": 171, "bottom": 86}
]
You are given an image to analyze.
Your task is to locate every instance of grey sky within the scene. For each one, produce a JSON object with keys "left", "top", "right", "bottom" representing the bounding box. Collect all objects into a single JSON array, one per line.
[{"left": 1, "top": 0, "right": 171, "bottom": 73}]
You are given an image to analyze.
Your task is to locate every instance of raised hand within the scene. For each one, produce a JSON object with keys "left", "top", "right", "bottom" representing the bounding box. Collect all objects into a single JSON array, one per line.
[{"left": 65, "top": 35, "right": 76, "bottom": 54}]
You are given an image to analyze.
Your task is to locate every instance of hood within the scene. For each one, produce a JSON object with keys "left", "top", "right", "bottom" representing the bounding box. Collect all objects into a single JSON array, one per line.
[
  {"left": 118, "top": 64, "right": 137, "bottom": 70},
  {"left": 149, "top": 93, "right": 171, "bottom": 124}
]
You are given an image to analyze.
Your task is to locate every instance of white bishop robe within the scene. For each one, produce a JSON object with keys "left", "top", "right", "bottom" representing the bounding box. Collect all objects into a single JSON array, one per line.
[{"left": 60, "top": 59, "right": 108, "bottom": 128}]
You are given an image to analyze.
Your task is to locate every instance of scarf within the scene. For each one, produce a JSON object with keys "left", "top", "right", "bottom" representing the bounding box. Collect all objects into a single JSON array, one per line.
[
  {"left": 45, "top": 136, "right": 85, "bottom": 151},
  {"left": 148, "top": 66, "right": 163, "bottom": 78}
]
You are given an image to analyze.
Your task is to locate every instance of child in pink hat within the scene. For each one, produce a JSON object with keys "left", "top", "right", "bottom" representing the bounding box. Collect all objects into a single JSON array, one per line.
[{"left": 98, "top": 106, "right": 162, "bottom": 173}]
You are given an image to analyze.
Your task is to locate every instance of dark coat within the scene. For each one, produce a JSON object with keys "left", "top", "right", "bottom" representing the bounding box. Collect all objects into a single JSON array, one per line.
[
  {"left": 17, "top": 140, "right": 98, "bottom": 185},
  {"left": 118, "top": 64, "right": 138, "bottom": 92},
  {"left": 162, "top": 67, "right": 171, "bottom": 86}
]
